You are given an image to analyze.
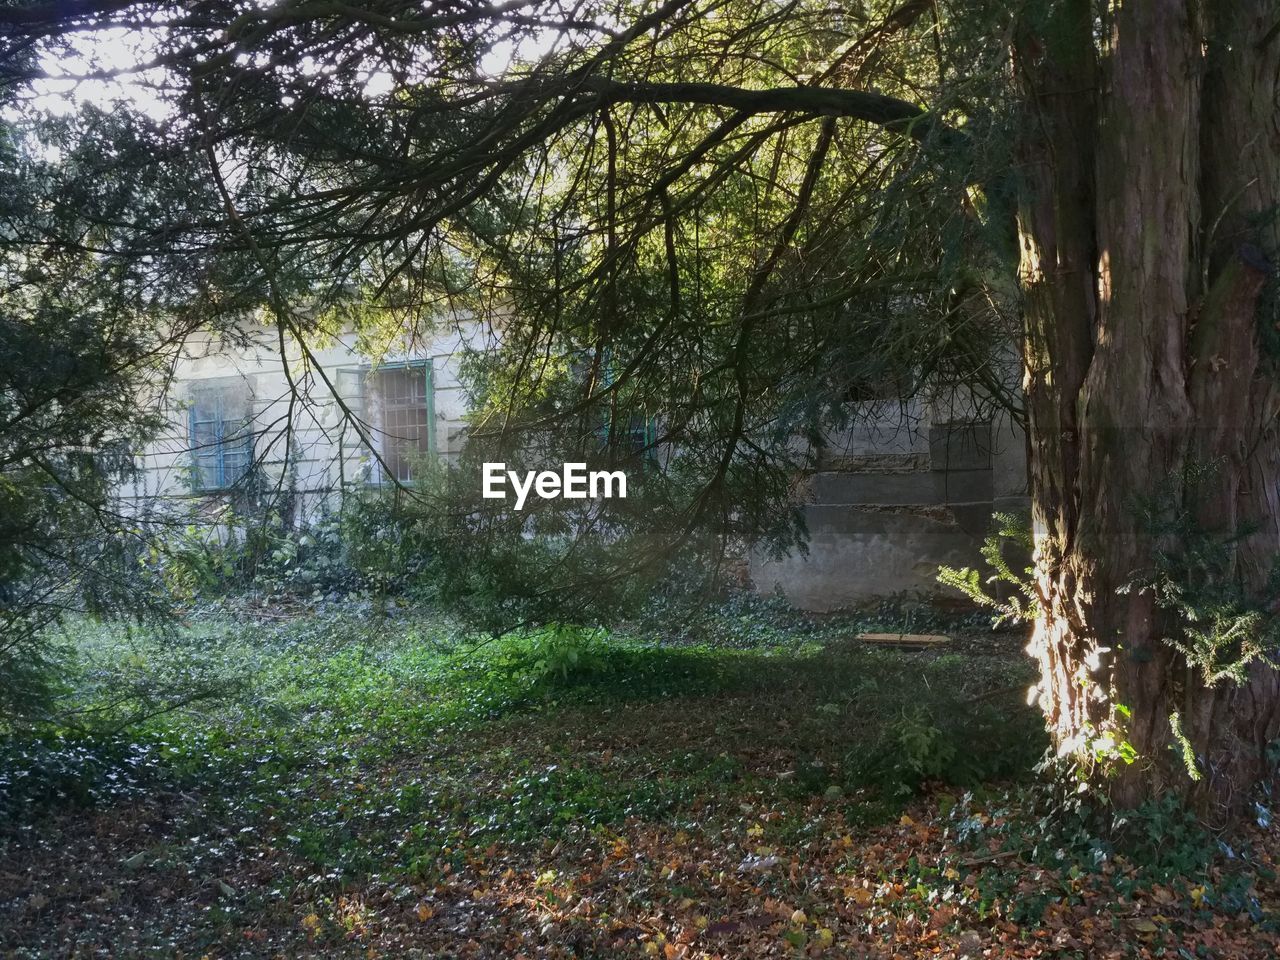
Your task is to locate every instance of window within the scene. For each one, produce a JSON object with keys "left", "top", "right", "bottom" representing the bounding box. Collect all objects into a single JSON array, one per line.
[
  {"left": 188, "top": 377, "right": 252, "bottom": 491},
  {"left": 841, "top": 369, "right": 913, "bottom": 405},
  {"left": 375, "top": 364, "right": 433, "bottom": 483},
  {"left": 600, "top": 412, "right": 657, "bottom": 462}
]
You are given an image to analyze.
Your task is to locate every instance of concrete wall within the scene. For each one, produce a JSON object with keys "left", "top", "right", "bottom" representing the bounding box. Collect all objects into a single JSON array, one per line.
[{"left": 749, "top": 399, "right": 1028, "bottom": 611}]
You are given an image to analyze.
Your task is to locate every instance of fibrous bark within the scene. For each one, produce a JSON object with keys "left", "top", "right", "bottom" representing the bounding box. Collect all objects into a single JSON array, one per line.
[{"left": 1017, "top": 0, "right": 1280, "bottom": 811}]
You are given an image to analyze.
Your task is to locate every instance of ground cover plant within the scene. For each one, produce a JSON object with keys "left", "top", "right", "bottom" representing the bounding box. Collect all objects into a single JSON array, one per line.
[{"left": 3, "top": 605, "right": 1279, "bottom": 958}]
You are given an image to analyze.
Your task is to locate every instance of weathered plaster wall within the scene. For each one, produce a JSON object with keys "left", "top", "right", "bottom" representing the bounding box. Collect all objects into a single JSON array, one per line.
[
  {"left": 117, "top": 315, "right": 489, "bottom": 524},
  {"left": 750, "top": 403, "right": 1029, "bottom": 611}
]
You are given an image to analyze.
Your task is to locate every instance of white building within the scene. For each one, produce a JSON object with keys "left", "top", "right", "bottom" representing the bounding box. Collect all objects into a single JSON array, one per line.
[
  {"left": 123, "top": 315, "right": 1028, "bottom": 609},
  {"left": 120, "top": 315, "right": 487, "bottom": 521}
]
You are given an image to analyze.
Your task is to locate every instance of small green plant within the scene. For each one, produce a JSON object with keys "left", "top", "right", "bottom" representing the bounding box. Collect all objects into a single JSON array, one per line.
[
  {"left": 1123, "top": 507, "right": 1280, "bottom": 695},
  {"left": 937, "top": 511, "right": 1038, "bottom": 625},
  {"left": 893, "top": 706, "right": 959, "bottom": 781},
  {"left": 844, "top": 697, "right": 1046, "bottom": 798},
  {"left": 520, "top": 624, "right": 606, "bottom": 687},
  {"left": 1123, "top": 461, "right": 1280, "bottom": 780}
]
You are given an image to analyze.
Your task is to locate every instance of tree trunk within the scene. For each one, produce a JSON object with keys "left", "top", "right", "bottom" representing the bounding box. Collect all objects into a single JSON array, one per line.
[{"left": 1016, "top": 0, "right": 1280, "bottom": 811}]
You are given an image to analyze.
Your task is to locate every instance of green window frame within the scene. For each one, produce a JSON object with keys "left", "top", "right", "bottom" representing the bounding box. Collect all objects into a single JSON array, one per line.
[{"left": 372, "top": 361, "right": 435, "bottom": 485}]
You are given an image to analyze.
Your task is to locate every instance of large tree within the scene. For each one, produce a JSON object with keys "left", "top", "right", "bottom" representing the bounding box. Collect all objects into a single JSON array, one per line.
[
  {"left": 1011, "top": 1, "right": 1280, "bottom": 810},
  {"left": 4, "top": 0, "right": 1279, "bottom": 808}
]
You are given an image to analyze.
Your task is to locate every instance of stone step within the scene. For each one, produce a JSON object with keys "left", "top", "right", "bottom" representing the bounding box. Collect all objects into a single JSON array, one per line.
[{"left": 807, "top": 468, "right": 993, "bottom": 506}]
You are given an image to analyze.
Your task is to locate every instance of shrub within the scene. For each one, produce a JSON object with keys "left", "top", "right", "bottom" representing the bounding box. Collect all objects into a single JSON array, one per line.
[
  {"left": 520, "top": 624, "right": 606, "bottom": 686},
  {"left": 843, "top": 691, "right": 1047, "bottom": 797}
]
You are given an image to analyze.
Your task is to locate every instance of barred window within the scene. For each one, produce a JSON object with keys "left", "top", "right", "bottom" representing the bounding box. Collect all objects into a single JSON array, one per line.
[{"left": 375, "top": 365, "right": 432, "bottom": 484}]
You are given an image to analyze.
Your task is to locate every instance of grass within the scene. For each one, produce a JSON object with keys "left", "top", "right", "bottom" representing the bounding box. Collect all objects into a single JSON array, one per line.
[
  {"left": 0, "top": 607, "right": 1058, "bottom": 956},
  {"left": 2, "top": 611, "right": 1042, "bottom": 827}
]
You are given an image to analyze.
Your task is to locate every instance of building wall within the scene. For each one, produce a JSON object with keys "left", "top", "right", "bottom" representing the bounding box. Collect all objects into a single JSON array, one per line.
[
  {"left": 118, "top": 317, "right": 487, "bottom": 524},
  {"left": 123, "top": 320, "right": 1028, "bottom": 607},
  {"left": 749, "top": 397, "right": 1029, "bottom": 611}
]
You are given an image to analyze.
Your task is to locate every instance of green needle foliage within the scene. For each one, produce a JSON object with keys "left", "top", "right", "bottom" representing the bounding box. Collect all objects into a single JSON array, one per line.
[
  {"left": 0, "top": 101, "right": 278, "bottom": 723},
  {"left": 937, "top": 512, "right": 1039, "bottom": 628},
  {"left": 4, "top": 2, "right": 1021, "bottom": 616}
]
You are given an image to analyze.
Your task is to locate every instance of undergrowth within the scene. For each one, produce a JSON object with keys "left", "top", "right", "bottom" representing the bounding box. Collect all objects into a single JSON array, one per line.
[
  {"left": 5, "top": 607, "right": 1276, "bottom": 956},
  {"left": 0, "top": 610, "right": 1039, "bottom": 835}
]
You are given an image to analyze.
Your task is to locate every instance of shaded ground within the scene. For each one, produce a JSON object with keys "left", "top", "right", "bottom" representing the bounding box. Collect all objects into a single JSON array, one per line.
[{"left": 1, "top": 610, "right": 1277, "bottom": 958}]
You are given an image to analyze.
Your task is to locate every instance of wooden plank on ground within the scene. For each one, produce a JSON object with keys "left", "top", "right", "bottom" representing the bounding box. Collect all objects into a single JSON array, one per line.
[{"left": 857, "top": 632, "right": 950, "bottom": 648}]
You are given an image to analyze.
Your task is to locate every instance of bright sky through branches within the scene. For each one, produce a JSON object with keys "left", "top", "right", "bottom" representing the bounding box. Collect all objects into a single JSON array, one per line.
[
  {"left": 20, "top": 27, "right": 172, "bottom": 120},
  {"left": 10, "top": 16, "right": 561, "bottom": 124}
]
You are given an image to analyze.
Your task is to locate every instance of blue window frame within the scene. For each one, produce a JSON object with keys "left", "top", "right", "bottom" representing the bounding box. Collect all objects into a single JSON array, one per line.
[{"left": 188, "top": 379, "right": 252, "bottom": 491}]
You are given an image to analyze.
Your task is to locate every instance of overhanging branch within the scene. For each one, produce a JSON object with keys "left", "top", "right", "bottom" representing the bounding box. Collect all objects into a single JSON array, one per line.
[{"left": 580, "top": 78, "right": 953, "bottom": 144}]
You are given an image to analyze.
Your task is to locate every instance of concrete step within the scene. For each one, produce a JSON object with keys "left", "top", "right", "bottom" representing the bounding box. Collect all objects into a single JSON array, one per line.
[{"left": 807, "top": 468, "right": 993, "bottom": 506}]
